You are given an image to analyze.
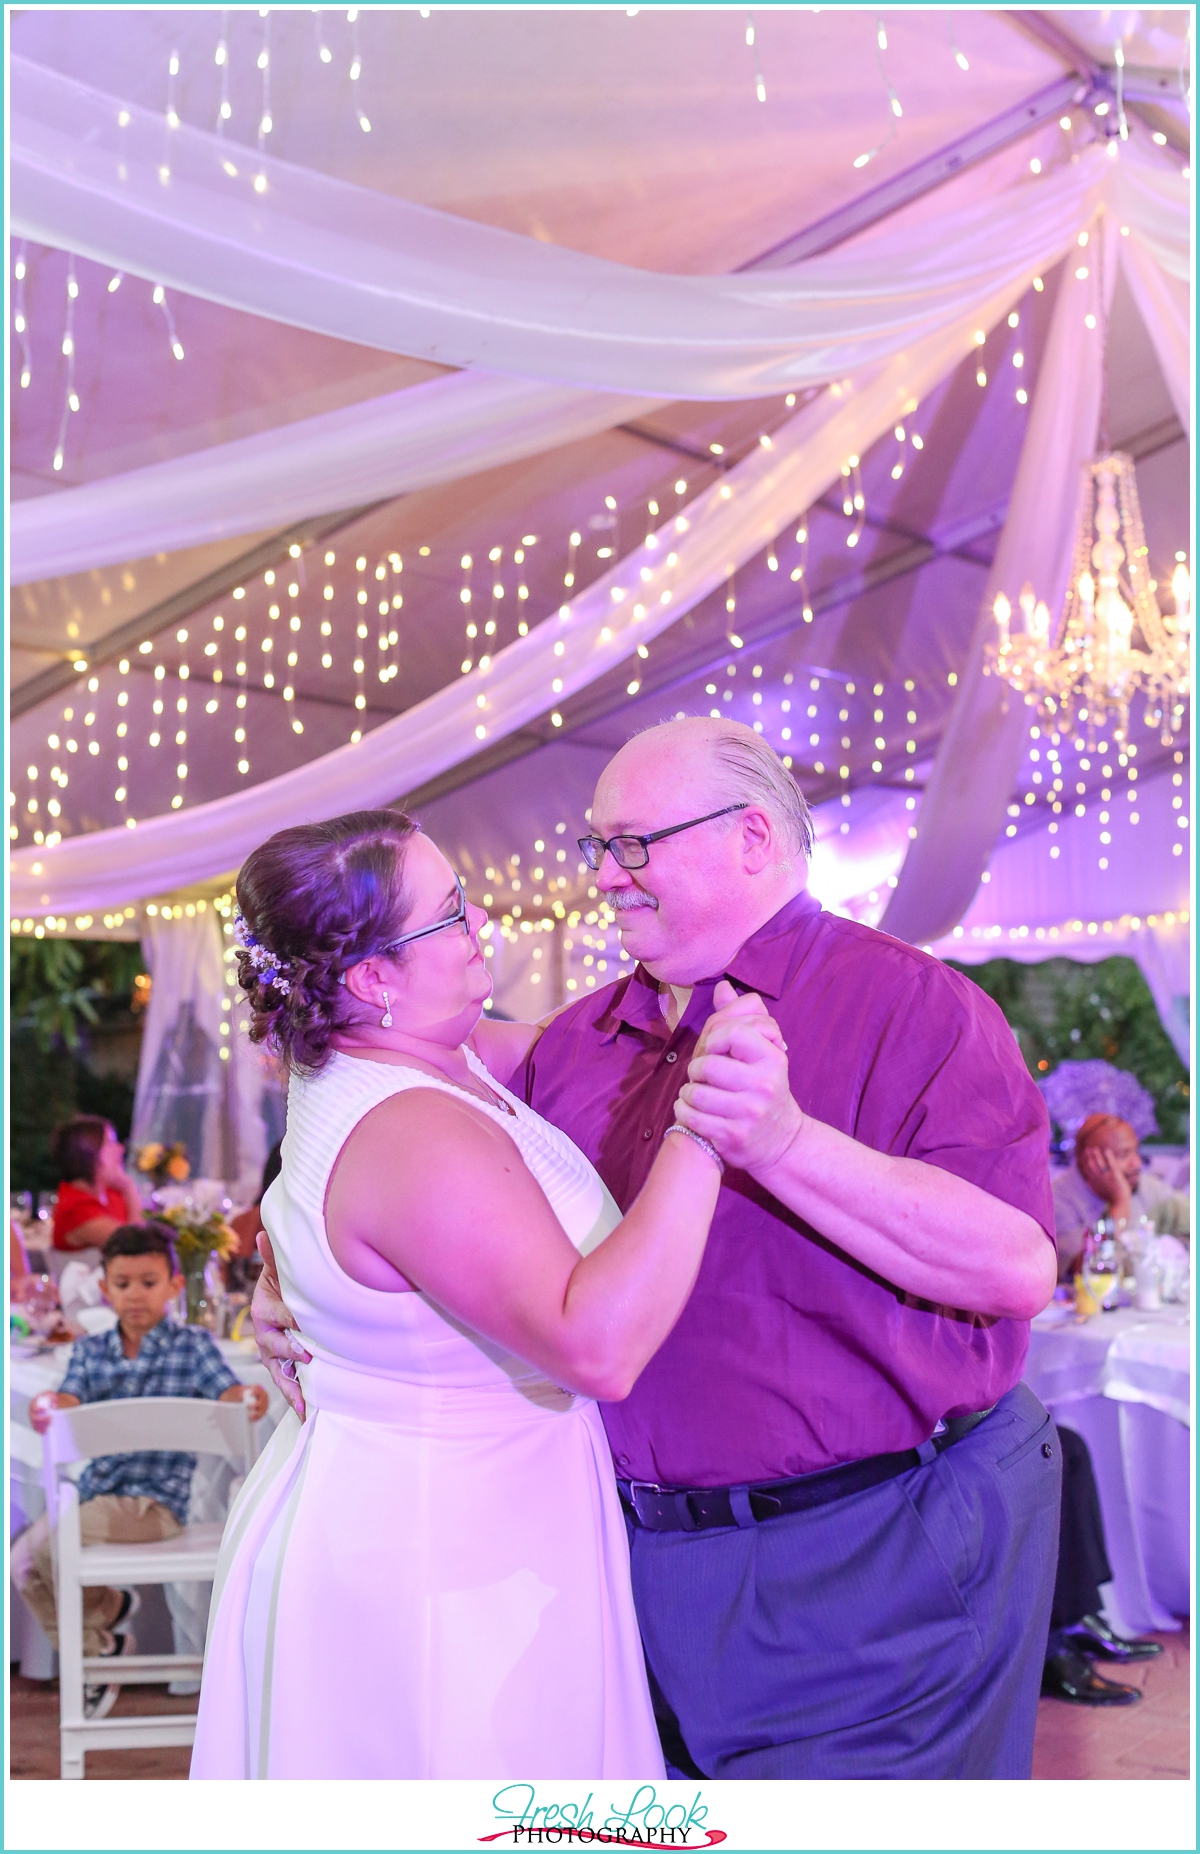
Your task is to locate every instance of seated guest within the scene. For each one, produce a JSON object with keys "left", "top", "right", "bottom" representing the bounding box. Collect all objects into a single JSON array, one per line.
[
  {"left": 50, "top": 1116, "right": 145, "bottom": 1254},
  {"left": 12, "top": 1223, "right": 267, "bottom": 1720},
  {"left": 1042, "top": 1424, "right": 1162, "bottom": 1706},
  {"left": 1052, "top": 1114, "right": 1190, "bottom": 1280}
]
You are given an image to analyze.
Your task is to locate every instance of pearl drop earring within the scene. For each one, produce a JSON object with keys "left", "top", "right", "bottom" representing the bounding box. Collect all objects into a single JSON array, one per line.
[{"left": 380, "top": 990, "right": 393, "bottom": 1029}]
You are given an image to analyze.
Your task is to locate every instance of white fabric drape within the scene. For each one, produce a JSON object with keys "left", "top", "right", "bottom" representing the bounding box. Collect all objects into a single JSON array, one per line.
[
  {"left": 1119, "top": 233, "right": 1191, "bottom": 437},
  {"left": 132, "top": 911, "right": 283, "bottom": 1195},
  {"left": 881, "top": 215, "right": 1121, "bottom": 948},
  {"left": 10, "top": 148, "right": 1183, "bottom": 587},
  {"left": 10, "top": 57, "right": 1109, "bottom": 400},
  {"left": 9, "top": 374, "right": 661, "bottom": 585},
  {"left": 131, "top": 911, "right": 231, "bottom": 1183},
  {"left": 10, "top": 280, "right": 1028, "bottom": 917},
  {"left": 1113, "top": 146, "right": 1191, "bottom": 280}
]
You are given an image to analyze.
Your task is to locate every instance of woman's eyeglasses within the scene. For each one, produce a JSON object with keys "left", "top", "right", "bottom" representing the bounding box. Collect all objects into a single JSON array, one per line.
[
  {"left": 337, "top": 876, "right": 469, "bottom": 985},
  {"left": 382, "top": 873, "right": 469, "bottom": 950}
]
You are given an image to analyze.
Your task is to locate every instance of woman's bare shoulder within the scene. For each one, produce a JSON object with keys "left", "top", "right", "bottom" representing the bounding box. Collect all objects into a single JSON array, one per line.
[{"left": 333, "top": 1084, "right": 533, "bottom": 1203}]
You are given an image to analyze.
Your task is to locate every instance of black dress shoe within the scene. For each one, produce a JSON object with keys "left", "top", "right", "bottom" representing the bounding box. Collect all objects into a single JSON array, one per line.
[
  {"left": 1065, "top": 1613, "right": 1164, "bottom": 1663},
  {"left": 1042, "top": 1647, "right": 1142, "bottom": 1706}
]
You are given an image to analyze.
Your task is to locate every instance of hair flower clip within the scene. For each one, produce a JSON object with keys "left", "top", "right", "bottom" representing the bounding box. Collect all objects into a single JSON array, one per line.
[{"left": 233, "top": 905, "right": 292, "bottom": 995}]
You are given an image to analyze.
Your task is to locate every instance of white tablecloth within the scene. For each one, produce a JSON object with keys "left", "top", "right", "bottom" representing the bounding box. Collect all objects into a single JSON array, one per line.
[
  {"left": 9, "top": 1335, "right": 286, "bottom": 1682},
  {"left": 1024, "top": 1304, "right": 1191, "bottom": 1636}
]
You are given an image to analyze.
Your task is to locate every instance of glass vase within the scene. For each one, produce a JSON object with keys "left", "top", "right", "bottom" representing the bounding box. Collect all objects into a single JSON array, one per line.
[{"left": 181, "top": 1253, "right": 216, "bottom": 1326}]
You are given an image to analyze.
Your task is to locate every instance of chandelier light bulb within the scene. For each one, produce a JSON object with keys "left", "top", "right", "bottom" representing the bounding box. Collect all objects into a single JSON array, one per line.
[{"left": 1171, "top": 563, "right": 1191, "bottom": 628}]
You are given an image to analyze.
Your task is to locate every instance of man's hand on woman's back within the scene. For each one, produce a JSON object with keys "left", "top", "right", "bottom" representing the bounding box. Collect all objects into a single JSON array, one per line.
[{"left": 252, "top": 1231, "right": 311, "bottom": 1421}]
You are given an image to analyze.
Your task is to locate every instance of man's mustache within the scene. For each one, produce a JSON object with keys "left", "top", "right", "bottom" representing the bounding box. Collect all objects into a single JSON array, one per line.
[{"left": 604, "top": 889, "right": 660, "bottom": 912}]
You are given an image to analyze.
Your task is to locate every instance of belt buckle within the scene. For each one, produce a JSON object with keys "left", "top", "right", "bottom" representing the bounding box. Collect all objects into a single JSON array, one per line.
[{"left": 627, "top": 1480, "right": 665, "bottom": 1527}]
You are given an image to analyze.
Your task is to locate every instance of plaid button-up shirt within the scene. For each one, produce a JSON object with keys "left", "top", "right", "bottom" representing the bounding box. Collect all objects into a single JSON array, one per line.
[{"left": 60, "top": 1319, "right": 238, "bottom": 1523}]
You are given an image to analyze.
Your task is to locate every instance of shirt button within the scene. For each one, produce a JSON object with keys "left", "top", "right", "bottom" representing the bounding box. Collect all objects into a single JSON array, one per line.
[
  {"left": 665, "top": 1052, "right": 678, "bottom": 1064},
  {"left": 643, "top": 1128, "right": 653, "bottom": 1140},
  {"left": 616, "top": 1455, "right": 630, "bottom": 1468}
]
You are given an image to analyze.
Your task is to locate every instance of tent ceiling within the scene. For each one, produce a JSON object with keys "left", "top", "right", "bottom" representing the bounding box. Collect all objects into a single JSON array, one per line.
[{"left": 8, "top": 6, "right": 1191, "bottom": 933}]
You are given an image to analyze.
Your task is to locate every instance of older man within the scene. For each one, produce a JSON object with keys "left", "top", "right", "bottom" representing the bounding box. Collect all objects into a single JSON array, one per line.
[
  {"left": 255, "top": 718, "right": 1059, "bottom": 1779},
  {"left": 1052, "top": 1112, "right": 1190, "bottom": 1279}
]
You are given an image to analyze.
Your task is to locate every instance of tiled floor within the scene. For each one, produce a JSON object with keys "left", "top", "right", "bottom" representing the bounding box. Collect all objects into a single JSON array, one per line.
[
  {"left": 10, "top": 1629, "right": 1190, "bottom": 1780},
  {"left": 1031, "top": 1627, "right": 1191, "bottom": 1780}
]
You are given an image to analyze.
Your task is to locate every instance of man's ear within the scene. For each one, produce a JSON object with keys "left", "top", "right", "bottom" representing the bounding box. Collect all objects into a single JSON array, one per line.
[{"left": 740, "top": 806, "right": 776, "bottom": 873}]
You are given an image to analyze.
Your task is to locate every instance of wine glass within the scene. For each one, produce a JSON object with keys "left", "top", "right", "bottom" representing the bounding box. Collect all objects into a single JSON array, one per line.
[
  {"left": 1082, "top": 1227, "right": 1123, "bottom": 1312},
  {"left": 19, "top": 1274, "right": 62, "bottom": 1339}
]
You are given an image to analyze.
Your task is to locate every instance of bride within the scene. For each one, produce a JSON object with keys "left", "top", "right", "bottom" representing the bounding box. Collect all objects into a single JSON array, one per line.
[{"left": 191, "top": 807, "right": 752, "bottom": 1780}]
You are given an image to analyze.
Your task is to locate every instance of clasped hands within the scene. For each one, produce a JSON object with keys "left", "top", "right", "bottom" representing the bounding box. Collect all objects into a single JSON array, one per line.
[
  {"left": 254, "top": 980, "right": 803, "bottom": 1424},
  {"left": 673, "top": 978, "right": 803, "bottom": 1175}
]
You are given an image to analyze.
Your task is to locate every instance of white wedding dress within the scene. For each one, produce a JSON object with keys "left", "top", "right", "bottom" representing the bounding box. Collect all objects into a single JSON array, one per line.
[{"left": 190, "top": 1048, "right": 665, "bottom": 1780}]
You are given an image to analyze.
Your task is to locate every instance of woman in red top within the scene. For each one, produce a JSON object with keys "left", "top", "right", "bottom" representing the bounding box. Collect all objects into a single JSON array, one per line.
[{"left": 50, "top": 1116, "right": 144, "bottom": 1251}]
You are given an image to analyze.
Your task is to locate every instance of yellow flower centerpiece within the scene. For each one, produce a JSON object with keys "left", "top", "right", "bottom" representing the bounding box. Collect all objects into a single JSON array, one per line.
[
  {"left": 134, "top": 1140, "right": 191, "bottom": 1192},
  {"left": 157, "top": 1204, "right": 240, "bottom": 1326}
]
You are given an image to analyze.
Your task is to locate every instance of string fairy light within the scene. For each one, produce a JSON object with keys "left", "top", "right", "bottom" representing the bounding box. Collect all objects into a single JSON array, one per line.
[
  {"left": 152, "top": 284, "right": 185, "bottom": 362},
  {"left": 52, "top": 255, "right": 80, "bottom": 473},
  {"left": 258, "top": 11, "right": 273, "bottom": 147},
  {"left": 14, "top": 241, "right": 32, "bottom": 389},
  {"left": 948, "top": 16, "right": 970, "bottom": 71},
  {"left": 348, "top": 8, "right": 371, "bottom": 131},
  {"left": 460, "top": 550, "right": 475, "bottom": 670},
  {"left": 853, "top": 16, "right": 902, "bottom": 168},
  {"left": 840, "top": 455, "right": 866, "bottom": 546},
  {"left": 215, "top": 10, "right": 232, "bottom": 130},
  {"left": 745, "top": 13, "right": 767, "bottom": 103},
  {"left": 1113, "top": 40, "right": 1129, "bottom": 142},
  {"left": 314, "top": 9, "right": 333, "bottom": 64},
  {"left": 166, "top": 46, "right": 181, "bottom": 130}
]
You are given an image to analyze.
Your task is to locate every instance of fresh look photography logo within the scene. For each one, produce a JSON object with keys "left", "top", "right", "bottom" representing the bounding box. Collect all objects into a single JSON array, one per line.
[{"left": 479, "top": 1784, "right": 727, "bottom": 1848}]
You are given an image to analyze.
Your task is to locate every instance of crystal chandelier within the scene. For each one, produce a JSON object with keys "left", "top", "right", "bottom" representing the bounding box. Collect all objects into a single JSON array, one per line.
[{"left": 986, "top": 451, "right": 1190, "bottom": 746}]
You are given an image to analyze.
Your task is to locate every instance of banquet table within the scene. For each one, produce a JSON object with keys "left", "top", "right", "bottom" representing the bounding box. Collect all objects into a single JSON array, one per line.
[
  {"left": 1023, "top": 1302, "right": 1191, "bottom": 1637},
  {"left": 8, "top": 1334, "right": 287, "bottom": 1682}
]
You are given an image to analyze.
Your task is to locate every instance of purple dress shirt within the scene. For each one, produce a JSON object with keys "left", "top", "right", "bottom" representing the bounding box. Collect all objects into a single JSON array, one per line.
[{"left": 522, "top": 890, "right": 1054, "bottom": 1487}]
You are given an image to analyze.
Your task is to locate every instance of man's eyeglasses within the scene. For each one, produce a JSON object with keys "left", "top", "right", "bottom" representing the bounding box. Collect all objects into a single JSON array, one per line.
[
  {"left": 382, "top": 873, "right": 469, "bottom": 950},
  {"left": 578, "top": 804, "right": 748, "bottom": 873}
]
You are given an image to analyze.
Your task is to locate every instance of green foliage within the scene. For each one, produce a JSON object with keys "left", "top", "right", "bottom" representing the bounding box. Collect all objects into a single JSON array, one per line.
[
  {"left": 948, "top": 955, "right": 1189, "bottom": 1146},
  {"left": 11, "top": 938, "right": 145, "bottom": 1051},
  {"left": 9, "top": 940, "right": 143, "bottom": 1197}
]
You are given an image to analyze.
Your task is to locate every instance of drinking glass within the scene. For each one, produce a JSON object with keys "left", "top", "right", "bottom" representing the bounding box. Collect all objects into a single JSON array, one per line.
[{"left": 20, "top": 1275, "right": 62, "bottom": 1338}]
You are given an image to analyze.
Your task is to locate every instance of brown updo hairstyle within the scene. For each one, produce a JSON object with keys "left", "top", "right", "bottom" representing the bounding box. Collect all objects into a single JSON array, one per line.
[{"left": 235, "top": 809, "right": 419, "bottom": 1074}]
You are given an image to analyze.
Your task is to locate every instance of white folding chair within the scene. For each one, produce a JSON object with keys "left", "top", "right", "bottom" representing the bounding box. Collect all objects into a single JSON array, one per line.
[{"left": 41, "top": 1395, "right": 253, "bottom": 1780}]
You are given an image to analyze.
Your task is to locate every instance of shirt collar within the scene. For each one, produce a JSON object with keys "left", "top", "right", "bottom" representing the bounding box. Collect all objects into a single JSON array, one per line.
[
  {"left": 723, "top": 889, "right": 823, "bottom": 1000},
  {"left": 106, "top": 1316, "right": 174, "bottom": 1362},
  {"left": 602, "top": 889, "right": 824, "bottom": 1032}
]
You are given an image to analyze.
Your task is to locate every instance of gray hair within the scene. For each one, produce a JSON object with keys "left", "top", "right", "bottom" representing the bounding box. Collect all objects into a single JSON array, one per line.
[
  {"left": 709, "top": 725, "right": 813, "bottom": 860},
  {"left": 630, "top": 717, "right": 813, "bottom": 860}
]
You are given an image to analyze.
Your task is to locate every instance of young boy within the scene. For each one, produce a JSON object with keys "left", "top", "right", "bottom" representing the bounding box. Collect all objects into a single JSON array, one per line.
[{"left": 13, "top": 1223, "right": 267, "bottom": 1718}]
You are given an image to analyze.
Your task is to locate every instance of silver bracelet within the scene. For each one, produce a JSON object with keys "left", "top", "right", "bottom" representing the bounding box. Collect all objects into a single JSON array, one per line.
[{"left": 663, "top": 1121, "right": 724, "bottom": 1174}]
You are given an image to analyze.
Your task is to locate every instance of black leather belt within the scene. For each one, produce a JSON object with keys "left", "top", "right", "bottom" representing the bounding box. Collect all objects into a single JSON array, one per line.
[{"left": 617, "top": 1407, "right": 996, "bottom": 1533}]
